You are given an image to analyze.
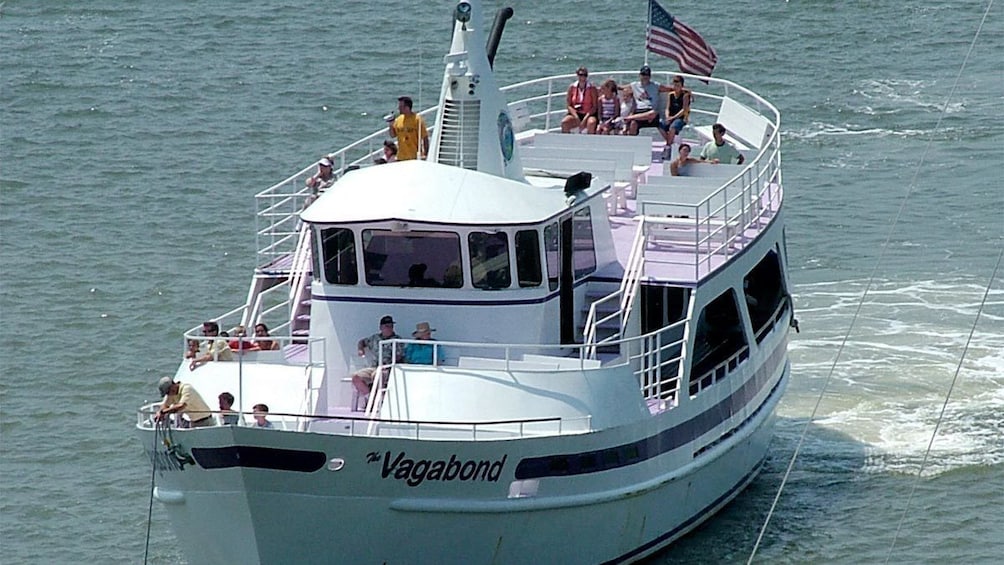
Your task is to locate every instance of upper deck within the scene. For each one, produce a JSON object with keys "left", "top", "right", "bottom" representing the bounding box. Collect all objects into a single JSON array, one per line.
[{"left": 255, "top": 70, "right": 782, "bottom": 284}]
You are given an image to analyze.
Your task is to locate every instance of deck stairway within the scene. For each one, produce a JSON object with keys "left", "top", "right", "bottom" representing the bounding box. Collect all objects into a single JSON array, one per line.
[
  {"left": 583, "top": 217, "right": 648, "bottom": 358},
  {"left": 287, "top": 224, "right": 313, "bottom": 342},
  {"left": 579, "top": 287, "right": 621, "bottom": 355}
]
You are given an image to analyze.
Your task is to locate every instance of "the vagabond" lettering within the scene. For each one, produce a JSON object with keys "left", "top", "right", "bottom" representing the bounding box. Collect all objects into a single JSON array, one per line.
[{"left": 377, "top": 452, "right": 507, "bottom": 487}]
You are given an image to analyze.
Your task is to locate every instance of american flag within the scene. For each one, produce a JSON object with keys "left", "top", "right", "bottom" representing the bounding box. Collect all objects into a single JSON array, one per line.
[{"left": 645, "top": 0, "right": 718, "bottom": 77}]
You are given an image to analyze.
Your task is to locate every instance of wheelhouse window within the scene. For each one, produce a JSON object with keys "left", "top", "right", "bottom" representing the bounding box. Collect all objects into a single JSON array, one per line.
[
  {"left": 544, "top": 222, "right": 559, "bottom": 291},
  {"left": 362, "top": 229, "right": 462, "bottom": 287},
  {"left": 515, "top": 229, "right": 542, "bottom": 288},
  {"left": 744, "top": 249, "right": 789, "bottom": 343},
  {"left": 320, "top": 228, "right": 358, "bottom": 285},
  {"left": 572, "top": 207, "right": 596, "bottom": 279},
  {"left": 469, "top": 231, "right": 511, "bottom": 290}
]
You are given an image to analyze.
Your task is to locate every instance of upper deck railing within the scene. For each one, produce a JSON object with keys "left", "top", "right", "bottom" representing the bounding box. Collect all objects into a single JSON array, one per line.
[{"left": 252, "top": 71, "right": 782, "bottom": 275}]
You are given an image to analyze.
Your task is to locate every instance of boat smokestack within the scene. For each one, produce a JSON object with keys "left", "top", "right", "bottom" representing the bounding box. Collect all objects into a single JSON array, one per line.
[
  {"left": 429, "top": 0, "right": 525, "bottom": 182},
  {"left": 486, "top": 7, "right": 514, "bottom": 69}
]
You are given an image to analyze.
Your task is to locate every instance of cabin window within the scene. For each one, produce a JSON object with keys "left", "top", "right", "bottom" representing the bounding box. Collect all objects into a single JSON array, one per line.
[
  {"left": 744, "top": 250, "right": 788, "bottom": 343},
  {"left": 515, "top": 230, "right": 542, "bottom": 288},
  {"left": 320, "top": 228, "right": 358, "bottom": 285},
  {"left": 572, "top": 207, "right": 596, "bottom": 279},
  {"left": 544, "top": 222, "right": 559, "bottom": 291},
  {"left": 690, "top": 290, "right": 749, "bottom": 396},
  {"left": 361, "top": 229, "right": 462, "bottom": 287},
  {"left": 469, "top": 231, "right": 511, "bottom": 290}
]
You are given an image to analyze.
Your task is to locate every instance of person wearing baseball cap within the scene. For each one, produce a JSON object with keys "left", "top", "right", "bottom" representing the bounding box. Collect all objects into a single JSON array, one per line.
[
  {"left": 351, "top": 315, "right": 403, "bottom": 396},
  {"left": 624, "top": 64, "right": 675, "bottom": 141},
  {"left": 306, "top": 154, "right": 336, "bottom": 192},
  {"left": 154, "top": 376, "right": 214, "bottom": 428}
]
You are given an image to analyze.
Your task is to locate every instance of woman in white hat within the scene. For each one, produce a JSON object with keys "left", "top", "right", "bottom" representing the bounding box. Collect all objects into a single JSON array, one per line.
[{"left": 306, "top": 155, "right": 335, "bottom": 191}]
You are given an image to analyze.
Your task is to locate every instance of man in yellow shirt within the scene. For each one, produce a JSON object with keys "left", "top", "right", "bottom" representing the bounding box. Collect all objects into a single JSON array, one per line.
[
  {"left": 388, "top": 96, "right": 429, "bottom": 160},
  {"left": 155, "top": 377, "right": 214, "bottom": 428}
]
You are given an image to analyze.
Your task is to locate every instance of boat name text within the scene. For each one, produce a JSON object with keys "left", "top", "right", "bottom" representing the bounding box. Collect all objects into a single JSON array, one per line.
[{"left": 374, "top": 451, "right": 507, "bottom": 486}]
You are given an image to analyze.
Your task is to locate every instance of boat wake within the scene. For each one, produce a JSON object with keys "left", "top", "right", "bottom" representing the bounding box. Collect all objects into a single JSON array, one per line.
[{"left": 784, "top": 278, "right": 1004, "bottom": 476}]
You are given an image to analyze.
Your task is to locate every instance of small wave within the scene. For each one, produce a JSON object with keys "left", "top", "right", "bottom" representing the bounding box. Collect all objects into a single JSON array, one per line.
[
  {"left": 854, "top": 78, "right": 967, "bottom": 115},
  {"left": 785, "top": 123, "right": 930, "bottom": 140}
]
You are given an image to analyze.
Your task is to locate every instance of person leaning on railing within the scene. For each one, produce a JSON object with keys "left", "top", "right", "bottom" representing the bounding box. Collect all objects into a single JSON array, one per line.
[
  {"left": 155, "top": 377, "right": 214, "bottom": 428},
  {"left": 189, "top": 321, "right": 234, "bottom": 371}
]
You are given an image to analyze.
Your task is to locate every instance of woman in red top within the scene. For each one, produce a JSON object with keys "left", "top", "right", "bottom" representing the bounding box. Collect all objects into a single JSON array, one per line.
[{"left": 560, "top": 66, "right": 598, "bottom": 134}]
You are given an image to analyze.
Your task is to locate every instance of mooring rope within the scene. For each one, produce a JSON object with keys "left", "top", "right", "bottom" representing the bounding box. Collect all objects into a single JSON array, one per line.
[
  {"left": 143, "top": 419, "right": 163, "bottom": 565},
  {"left": 747, "top": 2, "right": 996, "bottom": 562},
  {"left": 884, "top": 246, "right": 1002, "bottom": 563}
]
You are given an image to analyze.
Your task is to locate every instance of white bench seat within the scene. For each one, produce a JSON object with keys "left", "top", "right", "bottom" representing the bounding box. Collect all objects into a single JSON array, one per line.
[
  {"left": 519, "top": 155, "right": 626, "bottom": 213},
  {"left": 530, "top": 132, "right": 654, "bottom": 170},
  {"left": 692, "top": 96, "right": 771, "bottom": 152}
]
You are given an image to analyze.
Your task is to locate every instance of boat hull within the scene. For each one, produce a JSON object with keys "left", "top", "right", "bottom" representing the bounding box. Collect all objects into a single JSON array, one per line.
[{"left": 139, "top": 361, "right": 786, "bottom": 565}]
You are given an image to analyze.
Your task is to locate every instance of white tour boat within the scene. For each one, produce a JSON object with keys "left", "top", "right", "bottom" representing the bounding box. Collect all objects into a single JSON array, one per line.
[{"left": 137, "top": 2, "right": 793, "bottom": 563}]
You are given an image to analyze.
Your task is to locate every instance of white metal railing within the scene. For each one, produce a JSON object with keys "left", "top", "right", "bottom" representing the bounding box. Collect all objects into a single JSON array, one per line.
[
  {"left": 360, "top": 322, "right": 687, "bottom": 416},
  {"left": 287, "top": 223, "right": 313, "bottom": 326},
  {"left": 135, "top": 401, "right": 579, "bottom": 440},
  {"left": 584, "top": 216, "right": 648, "bottom": 357},
  {"left": 172, "top": 332, "right": 327, "bottom": 424}
]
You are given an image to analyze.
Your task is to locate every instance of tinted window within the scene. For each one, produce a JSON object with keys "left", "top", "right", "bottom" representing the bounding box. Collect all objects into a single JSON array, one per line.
[
  {"left": 320, "top": 228, "right": 358, "bottom": 285},
  {"left": 572, "top": 207, "right": 596, "bottom": 279},
  {"left": 362, "top": 230, "right": 462, "bottom": 287},
  {"left": 515, "top": 230, "right": 542, "bottom": 288},
  {"left": 690, "top": 290, "right": 749, "bottom": 395},
  {"left": 744, "top": 249, "right": 788, "bottom": 342},
  {"left": 469, "top": 231, "right": 511, "bottom": 289}
]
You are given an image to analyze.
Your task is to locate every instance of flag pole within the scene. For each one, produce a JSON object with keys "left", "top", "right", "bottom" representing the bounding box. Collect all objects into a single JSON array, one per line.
[{"left": 644, "top": 0, "right": 650, "bottom": 65}]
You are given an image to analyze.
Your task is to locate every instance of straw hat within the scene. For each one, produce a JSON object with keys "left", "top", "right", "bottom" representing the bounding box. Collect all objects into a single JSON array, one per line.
[{"left": 412, "top": 322, "right": 435, "bottom": 336}]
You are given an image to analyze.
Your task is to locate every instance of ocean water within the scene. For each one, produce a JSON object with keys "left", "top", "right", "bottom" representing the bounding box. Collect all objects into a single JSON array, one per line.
[{"left": 1, "top": 1, "right": 1001, "bottom": 563}]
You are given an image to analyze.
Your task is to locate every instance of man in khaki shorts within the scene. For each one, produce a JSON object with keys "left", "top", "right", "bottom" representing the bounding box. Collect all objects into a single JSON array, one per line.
[{"left": 351, "top": 315, "right": 403, "bottom": 396}]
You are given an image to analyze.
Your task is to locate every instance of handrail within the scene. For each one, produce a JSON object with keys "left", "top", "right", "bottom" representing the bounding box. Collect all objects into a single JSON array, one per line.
[
  {"left": 363, "top": 320, "right": 687, "bottom": 406},
  {"left": 287, "top": 222, "right": 312, "bottom": 324},
  {"left": 617, "top": 216, "right": 648, "bottom": 332},
  {"left": 245, "top": 280, "right": 295, "bottom": 335},
  {"left": 136, "top": 401, "right": 575, "bottom": 440},
  {"left": 583, "top": 215, "right": 648, "bottom": 358}
]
